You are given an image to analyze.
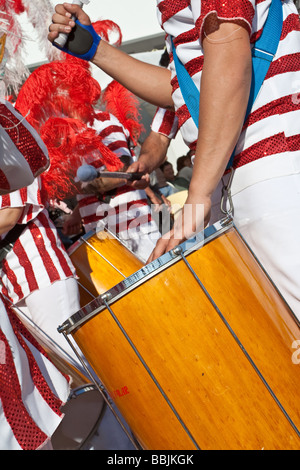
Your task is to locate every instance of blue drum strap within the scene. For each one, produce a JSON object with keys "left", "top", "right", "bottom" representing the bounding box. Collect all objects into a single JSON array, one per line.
[{"left": 171, "top": 0, "right": 283, "bottom": 167}]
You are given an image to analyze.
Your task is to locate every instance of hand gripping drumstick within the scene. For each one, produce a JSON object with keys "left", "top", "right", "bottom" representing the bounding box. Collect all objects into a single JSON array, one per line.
[{"left": 53, "top": 0, "right": 90, "bottom": 48}]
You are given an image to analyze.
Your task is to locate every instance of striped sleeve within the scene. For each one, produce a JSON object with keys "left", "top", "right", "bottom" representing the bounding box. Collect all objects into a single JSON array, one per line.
[
  {"left": 0, "top": 209, "right": 76, "bottom": 304},
  {"left": 0, "top": 178, "right": 44, "bottom": 224},
  {"left": 151, "top": 107, "right": 179, "bottom": 139}
]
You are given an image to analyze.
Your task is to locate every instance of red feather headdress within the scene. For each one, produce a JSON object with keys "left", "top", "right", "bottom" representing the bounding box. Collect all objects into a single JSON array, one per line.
[
  {"left": 15, "top": 20, "right": 126, "bottom": 201},
  {"left": 101, "top": 80, "right": 144, "bottom": 146}
]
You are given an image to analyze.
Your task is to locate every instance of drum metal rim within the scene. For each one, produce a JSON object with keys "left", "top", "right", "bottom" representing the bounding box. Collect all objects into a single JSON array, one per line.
[
  {"left": 67, "top": 225, "right": 139, "bottom": 256},
  {"left": 59, "top": 216, "right": 233, "bottom": 335}
]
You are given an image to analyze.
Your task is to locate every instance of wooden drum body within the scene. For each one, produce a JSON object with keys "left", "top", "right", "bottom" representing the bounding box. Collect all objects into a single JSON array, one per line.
[
  {"left": 61, "top": 218, "right": 300, "bottom": 450},
  {"left": 68, "top": 229, "right": 143, "bottom": 306}
]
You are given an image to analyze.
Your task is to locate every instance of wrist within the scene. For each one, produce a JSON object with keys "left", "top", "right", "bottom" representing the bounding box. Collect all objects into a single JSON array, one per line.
[{"left": 54, "top": 19, "right": 101, "bottom": 61}]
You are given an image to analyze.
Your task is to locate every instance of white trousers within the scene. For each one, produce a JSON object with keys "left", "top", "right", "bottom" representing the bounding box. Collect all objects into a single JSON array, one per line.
[
  {"left": 211, "top": 153, "right": 300, "bottom": 320},
  {"left": 16, "top": 278, "right": 85, "bottom": 375}
]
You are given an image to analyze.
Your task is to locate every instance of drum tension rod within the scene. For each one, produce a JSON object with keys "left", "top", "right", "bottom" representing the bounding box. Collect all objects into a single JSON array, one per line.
[
  {"left": 172, "top": 246, "right": 300, "bottom": 440},
  {"left": 60, "top": 330, "right": 142, "bottom": 450},
  {"left": 101, "top": 296, "right": 202, "bottom": 450}
]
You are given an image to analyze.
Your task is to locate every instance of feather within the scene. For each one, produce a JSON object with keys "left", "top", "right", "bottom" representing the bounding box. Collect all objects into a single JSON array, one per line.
[{"left": 102, "top": 80, "right": 144, "bottom": 145}]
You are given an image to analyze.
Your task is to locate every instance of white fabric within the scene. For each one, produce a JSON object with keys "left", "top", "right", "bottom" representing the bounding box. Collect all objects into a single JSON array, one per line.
[
  {"left": 156, "top": 0, "right": 300, "bottom": 155},
  {"left": 0, "top": 299, "right": 70, "bottom": 450},
  {"left": 0, "top": 178, "right": 77, "bottom": 305},
  {"left": 78, "top": 114, "right": 161, "bottom": 262},
  {"left": 16, "top": 278, "right": 83, "bottom": 374}
]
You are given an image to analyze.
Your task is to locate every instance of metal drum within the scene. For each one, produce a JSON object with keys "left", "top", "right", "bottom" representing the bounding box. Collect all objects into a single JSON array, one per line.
[
  {"left": 68, "top": 228, "right": 143, "bottom": 306},
  {"left": 60, "top": 217, "right": 300, "bottom": 450}
]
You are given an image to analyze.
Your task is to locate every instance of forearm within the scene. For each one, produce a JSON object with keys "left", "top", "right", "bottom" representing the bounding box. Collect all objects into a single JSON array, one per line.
[
  {"left": 49, "top": 4, "right": 174, "bottom": 109},
  {"left": 138, "top": 131, "right": 171, "bottom": 174},
  {"left": 92, "top": 41, "right": 173, "bottom": 108},
  {"left": 189, "top": 24, "right": 252, "bottom": 202},
  {"left": 0, "top": 207, "right": 23, "bottom": 235}
]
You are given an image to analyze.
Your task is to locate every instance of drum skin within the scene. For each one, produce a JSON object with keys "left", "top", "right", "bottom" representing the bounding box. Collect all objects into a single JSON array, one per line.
[
  {"left": 69, "top": 230, "right": 143, "bottom": 306},
  {"left": 70, "top": 226, "right": 300, "bottom": 450}
]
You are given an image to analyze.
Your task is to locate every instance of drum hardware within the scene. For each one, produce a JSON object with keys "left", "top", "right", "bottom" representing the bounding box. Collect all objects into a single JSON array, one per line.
[
  {"left": 59, "top": 328, "right": 142, "bottom": 450},
  {"left": 100, "top": 296, "right": 201, "bottom": 450},
  {"left": 221, "top": 167, "right": 234, "bottom": 216},
  {"left": 63, "top": 217, "right": 235, "bottom": 334},
  {"left": 60, "top": 217, "right": 300, "bottom": 449},
  {"left": 68, "top": 227, "right": 143, "bottom": 307},
  {"left": 79, "top": 236, "right": 128, "bottom": 279},
  {"left": 171, "top": 245, "right": 300, "bottom": 439}
]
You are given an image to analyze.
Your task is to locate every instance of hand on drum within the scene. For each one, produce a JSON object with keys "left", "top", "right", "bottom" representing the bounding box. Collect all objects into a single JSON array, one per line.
[
  {"left": 48, "top": 3, "right": 91, "bottom": 41},
  {"left": 147, "top": 196, "right": 212, "bottom": 262}
]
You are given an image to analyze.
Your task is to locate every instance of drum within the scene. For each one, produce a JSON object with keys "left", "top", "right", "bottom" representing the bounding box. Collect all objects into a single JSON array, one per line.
[
  {"left": 13, "top": 307, "right": 106, "bottom": 450},
  {"left": 60, "top": 217, "right": 300, "bottom": 450},
  {"left": 68, "top": 228, "right": 143, "bottom": 306},
  {"left": 51, "top": 384, "right": 106, "bottom": 450}
]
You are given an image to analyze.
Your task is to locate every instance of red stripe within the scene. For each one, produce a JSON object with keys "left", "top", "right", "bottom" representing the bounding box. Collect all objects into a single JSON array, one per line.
[
  {"left": 245, "top": 94, "right": 300, "bottom": 129},
  {"left": 7, "top": 309, "right": 66, "bottom": 415},
  {"left": 281, "top": 13, "right": 300, "bottom": 41},
  {"left": 107, "top": 140, "right": 128, "bottom": 152},
  {"left": 36, "top": 212, "right": 74, "bottom": 279},
  {"left": 266, "top": 53, "right": 300, "bottom": 80},
  {"left": 0, "top": 329, "right": 48, "bottom": 450},
  {"left": 1, "top": 193, "right": 11, "bottom": 207},
  {"left": 0, "top": 103, "right": 48, "bottom": 176},
  {"left": 98, "top": 124, "right": 125, "bottom": 139},
  {"left": 233, "top": 132, "right": 299, "bottom": 168},
  {"left": 2, "top": 255, "right": 25, "bottom": 301},
  {"left": 12, "top": 238, "right": 39, "bottom": 295},
  {"left": 158, "top": 0, "right": 190, "bottom": 26},
  {"left": 19, "top": 187, "right": 28, "bottom": 206},
  {"left": 176, "top": 104, "right": 192, "bottom": 129},
  {"left": 157, "top": 109, "right": 177, "bottom": 135}
]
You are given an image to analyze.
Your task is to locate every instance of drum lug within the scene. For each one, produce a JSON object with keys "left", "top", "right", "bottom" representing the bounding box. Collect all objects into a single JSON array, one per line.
[
  {"left": 172, "top": 246, "right": 183, "bottom": 256},
  {"left": 101, "top": 292, "right": 112, "bottom": 303}
]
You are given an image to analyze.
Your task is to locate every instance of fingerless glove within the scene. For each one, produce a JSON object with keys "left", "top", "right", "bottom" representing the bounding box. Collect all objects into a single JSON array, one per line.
[{"left": 54, "top": 20, "right": 101, "bottom": 61}]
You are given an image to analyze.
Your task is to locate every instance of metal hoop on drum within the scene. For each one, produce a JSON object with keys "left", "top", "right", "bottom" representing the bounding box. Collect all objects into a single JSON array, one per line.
[
  {"left": 59, "top": 217, "right": 300, "bottom": 450},
  {"left": 59, "top": 328, "right": 143, "bottom": 450},
  {"left": 67, "top": 226, "right": 143, "bottom": 305}
]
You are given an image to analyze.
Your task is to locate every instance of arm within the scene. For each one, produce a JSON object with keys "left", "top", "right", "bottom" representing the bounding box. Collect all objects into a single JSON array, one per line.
[
  {"left": 127, "top": 131, "right": 171, "bottom": 189},
  {"left": 148, "top": 21, "right": 252, "bottom": 261},
  {"left": 0, "top": 207, "right": 24, "bottom": 236},
  {"left": 48, "top": 3, "right": 173, "bottom": 109},
  {"left": 62, "top": 203, "right": 82, "bottom": 236}
]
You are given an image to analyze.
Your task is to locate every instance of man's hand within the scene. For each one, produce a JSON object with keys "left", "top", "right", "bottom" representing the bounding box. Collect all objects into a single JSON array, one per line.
[
  {"left": 126, "top": 161, "right": 150, "bottom": 190},
  {"left": 147, "top": 194, "right": 211, "bottom": 262},
  {"left": 48, "top": 3, "right": 91, "bottom": 43}
]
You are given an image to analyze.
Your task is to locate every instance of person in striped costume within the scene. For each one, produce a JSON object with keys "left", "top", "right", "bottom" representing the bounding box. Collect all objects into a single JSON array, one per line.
[
  {"left": 0, "top": 102, "right": 72, "bottom": 450},
  {"left": 0, "top": 176, "right": 82, "bottom": 371},
  {"left": 64, "top": 111, "right": 161, "bottom": 263},
  {"left": 49, "top": 0, "right": 300, "bottom": 316}
]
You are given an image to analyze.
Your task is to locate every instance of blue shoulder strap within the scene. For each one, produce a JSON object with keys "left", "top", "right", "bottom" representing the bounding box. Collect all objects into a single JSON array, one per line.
[{"left": 171, "top": 0, "right": 283, "bottom": 167}]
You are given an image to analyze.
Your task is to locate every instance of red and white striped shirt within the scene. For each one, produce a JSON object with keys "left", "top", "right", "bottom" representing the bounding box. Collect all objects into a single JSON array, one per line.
[
  {"left": 0, "top": 178, "right": 76, "bottom": 305},
  {"left": 156, "top": 0, "right": 300, "bottom": 168},
  {"left": 0, "top": 99, "right": 49, "bottom": 193},
  {"left": 151, "top": 107, "right": 178, "bottom": 139},
  {"left": 78, "top": 113, "right": 159, "bottom": 239}
]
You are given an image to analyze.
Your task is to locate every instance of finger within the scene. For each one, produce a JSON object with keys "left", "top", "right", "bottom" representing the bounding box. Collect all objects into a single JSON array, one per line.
[
  {"left": 146, "top": 236, "right": 171, "bottom": 263},
  {"left": 62, "top": 3, "right": 91, "bottom": 25}
]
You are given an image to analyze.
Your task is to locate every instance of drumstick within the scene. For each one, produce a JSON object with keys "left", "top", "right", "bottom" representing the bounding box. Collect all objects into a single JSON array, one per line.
[
  {"left": 53, "top": 0, "right": 90, "bottom": 48},
  {"left": 77, "top": 164, "right": 144, "bottom": 182}
]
